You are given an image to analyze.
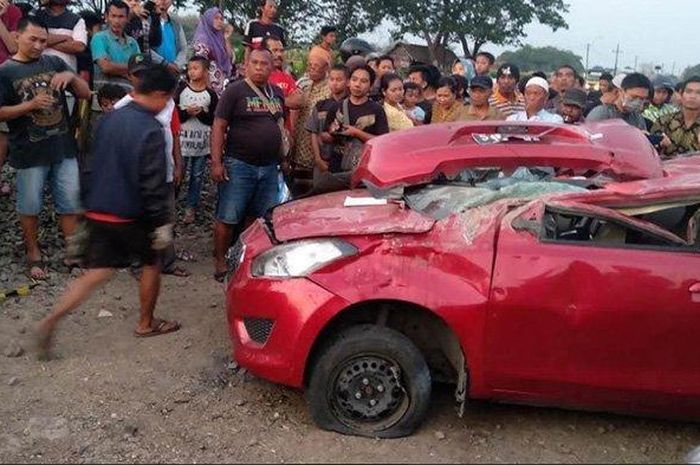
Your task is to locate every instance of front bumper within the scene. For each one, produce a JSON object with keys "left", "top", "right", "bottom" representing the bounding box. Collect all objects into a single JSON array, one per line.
[{"left": 225, "top": 221, "right": 349, "bottom": 388}]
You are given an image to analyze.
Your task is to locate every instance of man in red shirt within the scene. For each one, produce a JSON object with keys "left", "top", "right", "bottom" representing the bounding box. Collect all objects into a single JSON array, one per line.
[
  {"left": 262, "top": 35, "right": 301, "bottom": 150},
  {"left": 0, "top": 0, "right": 20, "bottom": 64},
  {"left": 0, "top": 0, "right": 21, "bottom": 179},
  {"left": 263, "top": 36, "right": 296, "bottom": 98}
]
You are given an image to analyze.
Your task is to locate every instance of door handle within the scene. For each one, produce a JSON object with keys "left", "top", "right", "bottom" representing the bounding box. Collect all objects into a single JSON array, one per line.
[{"left": 690, "top": 283, "right": 700, "bottom": 293}]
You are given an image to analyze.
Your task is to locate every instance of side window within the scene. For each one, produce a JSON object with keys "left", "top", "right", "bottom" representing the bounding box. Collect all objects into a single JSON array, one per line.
[
  {"left": 638, "top": 204, "right": 700, "bottom": 245},
  {"left": 690, "top": 209, "right": 700, "bottom": 246},
  {"left": 542, "top": 209, "right": 681, "bottom": 248}
]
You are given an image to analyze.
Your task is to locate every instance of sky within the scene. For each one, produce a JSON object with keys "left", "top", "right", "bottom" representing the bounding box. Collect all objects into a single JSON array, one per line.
[{"left": 362, "top": 0, "right": 698, "bottom": 75}]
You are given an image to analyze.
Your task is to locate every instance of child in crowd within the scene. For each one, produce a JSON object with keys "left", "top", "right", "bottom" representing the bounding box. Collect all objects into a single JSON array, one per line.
[
  {"left": 402, "top": 82, "right": 426, "bottom": 125},
  {"left": 77, "top": 84, "right": 127, "bottom": 188},
  {"left": 174, "top": 56, "right": 218, "bottom": 224},
  {"left": 307, "top": 64, "right": 348, "bottom": 174},
  {"left": 97, "top": 84, "right": 127, "bottom": 112}
]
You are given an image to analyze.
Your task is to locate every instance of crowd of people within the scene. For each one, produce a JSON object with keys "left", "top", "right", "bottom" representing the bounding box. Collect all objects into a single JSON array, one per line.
[{"left": 0, "top": 0, "right": 699, "bottom": 352}]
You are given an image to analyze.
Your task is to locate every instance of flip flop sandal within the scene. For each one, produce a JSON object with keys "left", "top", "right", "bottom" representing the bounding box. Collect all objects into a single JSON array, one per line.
[{"left": 134, "top": 319, "right": 181, "bottom": 338}]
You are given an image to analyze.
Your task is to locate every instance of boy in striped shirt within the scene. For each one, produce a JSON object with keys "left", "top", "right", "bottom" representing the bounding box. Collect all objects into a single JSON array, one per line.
[{"left": 489, "top": 63, "right": 525, "bottom": 118}]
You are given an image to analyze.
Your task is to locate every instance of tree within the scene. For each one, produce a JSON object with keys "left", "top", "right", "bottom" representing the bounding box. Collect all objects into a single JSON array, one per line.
[
  {"left": 179, "top": 0, "right": 382, "bottom": 45},
  {"left": 71, "top": 0, "right": 382, "bottom": 45},
  {"left": 179, "top": 0, "right": 316, "bottom": 43},
  {"left": 682, "top": 64, "right": 700, "bottom": 80},
  {"left": 378, "top": 0, "right": 569, "bottom": 65},
  {"left": 498, "top": 45, "right": 584, "bottom": 74},
  {"left": 178, "top": 15, "right": 200, "bottom": 42},
  {"left": 312, "top": 0, "right": 385, "bottom": 45}
]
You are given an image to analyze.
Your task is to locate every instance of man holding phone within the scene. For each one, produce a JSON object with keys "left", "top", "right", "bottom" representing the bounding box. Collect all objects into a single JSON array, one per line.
[
  {"left": 321, "top": 64, "right": 388, "bottom": 176},
  {"left": 0, "top": 17, "right": 91, "bottom": 279},
  {"left": 124, "top": 0, "right": 161, "bottom": 55}
]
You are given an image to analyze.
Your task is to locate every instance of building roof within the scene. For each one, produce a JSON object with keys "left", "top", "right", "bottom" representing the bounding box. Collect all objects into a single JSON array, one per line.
[{"left": 384, "top": 41, "right": 459, "bottom": 69}]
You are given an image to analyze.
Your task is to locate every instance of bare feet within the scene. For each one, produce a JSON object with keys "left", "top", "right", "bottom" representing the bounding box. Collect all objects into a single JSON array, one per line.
[{"left": 34, "top": 321, "right": 54, "bottom": 361}]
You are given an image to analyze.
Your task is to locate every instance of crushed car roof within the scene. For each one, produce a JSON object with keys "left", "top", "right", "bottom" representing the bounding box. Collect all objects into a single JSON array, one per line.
[
  {"left": 559, "top": 160, "right": 700, "bottom": 208},
  {"left": 352, "top": 121, "right": 664, "bottom": 189}
]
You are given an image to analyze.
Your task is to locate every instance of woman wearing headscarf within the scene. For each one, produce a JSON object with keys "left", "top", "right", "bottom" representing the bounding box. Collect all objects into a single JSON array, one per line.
[{"left": 192, "top": 7, "right": 233, "bottom": 96}]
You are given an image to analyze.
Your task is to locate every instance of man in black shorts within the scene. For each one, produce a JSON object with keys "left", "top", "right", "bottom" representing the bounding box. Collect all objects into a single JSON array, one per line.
[{"left": 36, "top": 64, "right": 181, "bottom": 359}]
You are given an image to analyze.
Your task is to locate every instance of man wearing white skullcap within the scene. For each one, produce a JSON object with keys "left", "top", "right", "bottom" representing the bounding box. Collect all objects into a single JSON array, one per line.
[{"left": 507, "top": 77, "right": 563, "bottom": 123}]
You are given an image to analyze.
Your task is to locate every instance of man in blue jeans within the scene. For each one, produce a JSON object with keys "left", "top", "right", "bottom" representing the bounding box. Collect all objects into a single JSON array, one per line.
[
  {"left": 211, "top": 47, "right": 284, "bottom": 281},
  {"left": 0, "top": 17, "right": 91, "bottom": 279}
]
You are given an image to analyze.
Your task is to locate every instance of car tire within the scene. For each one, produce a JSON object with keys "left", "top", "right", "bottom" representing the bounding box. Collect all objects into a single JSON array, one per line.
[{"left": 306, "top": 324, "right": 432, "bottom": 438}]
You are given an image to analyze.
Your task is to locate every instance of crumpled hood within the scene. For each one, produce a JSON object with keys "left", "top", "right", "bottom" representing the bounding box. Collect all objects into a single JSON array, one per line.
[{"left": 271, "top": 190, "right": 435, "bottom": 242}]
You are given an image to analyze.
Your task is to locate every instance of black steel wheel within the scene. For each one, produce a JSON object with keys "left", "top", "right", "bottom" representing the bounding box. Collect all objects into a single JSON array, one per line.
[{"left": 306, "top": 325, "right": 431, "bottom": 438}]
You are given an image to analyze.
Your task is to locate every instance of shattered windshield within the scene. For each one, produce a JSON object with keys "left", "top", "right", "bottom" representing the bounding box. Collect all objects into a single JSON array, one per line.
[{"left": 404, "top": 167, "right": 589, "bottom": 220}]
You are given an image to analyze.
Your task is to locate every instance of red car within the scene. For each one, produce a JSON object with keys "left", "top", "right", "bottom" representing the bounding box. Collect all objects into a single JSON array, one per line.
[{"left": 225, "top": 121, "right": 700, "bottom": 438}]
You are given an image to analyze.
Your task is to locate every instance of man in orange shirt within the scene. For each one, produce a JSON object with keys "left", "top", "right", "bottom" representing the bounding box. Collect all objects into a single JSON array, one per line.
[{"left": 308, "top": 25, "right": 336, "bottom": 66}]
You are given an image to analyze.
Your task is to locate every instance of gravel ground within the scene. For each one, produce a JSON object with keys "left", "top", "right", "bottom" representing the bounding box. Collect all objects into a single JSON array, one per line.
[{"left": 1, "top": 166, "right": 700, "bottom": 463}]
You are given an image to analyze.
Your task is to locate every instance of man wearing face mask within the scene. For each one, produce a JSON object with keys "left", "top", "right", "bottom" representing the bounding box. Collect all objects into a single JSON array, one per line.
[{"left": 586, "top": 72, "right": 650, "bottom": 131}]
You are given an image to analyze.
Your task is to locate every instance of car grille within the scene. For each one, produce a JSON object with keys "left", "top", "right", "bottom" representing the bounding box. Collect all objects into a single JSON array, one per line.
[
  {"left": 225, "top": 240, "right": 246, "bottom": 275},
  {"left": 243, "top": 317, "right": 274, "bottom": 344}
]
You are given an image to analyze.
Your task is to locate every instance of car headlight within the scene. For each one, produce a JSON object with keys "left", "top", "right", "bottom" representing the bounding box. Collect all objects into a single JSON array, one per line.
[
  {"left": 223, "top": 240, "right": 247, "bottom": 284},
  {"left": 251, "top": 239, "right": 357, "bottom": 278}
]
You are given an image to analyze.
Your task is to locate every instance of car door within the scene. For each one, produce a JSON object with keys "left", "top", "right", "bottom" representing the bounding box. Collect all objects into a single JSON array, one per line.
[{"left": 484, "top": 200, "right": 700, "bottom": 416}]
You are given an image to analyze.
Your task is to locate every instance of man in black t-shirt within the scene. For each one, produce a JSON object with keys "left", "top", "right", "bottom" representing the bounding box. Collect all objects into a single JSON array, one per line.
[
  {"left": 304, "top": 64, "right": 348, "bottom": 193},
  {"left": 211, "top": 48, "right": 285, "bottom": 280},
  {"left": 322, "top": 64, "right": 388, "bottom": 178},
  {"left": 243, "top": 0, "right": 285, "bottom": 63},
  {"left": 0, "top": 17, "right": 91, "bottom": 280}
]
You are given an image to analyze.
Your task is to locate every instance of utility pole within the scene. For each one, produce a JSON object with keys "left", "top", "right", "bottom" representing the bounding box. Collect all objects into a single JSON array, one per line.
[
  {"left": 613, "top": 43, "right": 621, "bottom": 75},
  {"left": 633, "top": 55, "right": 638, "bottom": 72},
  {"left": 585, "top": 43, "right": 590, "bottom": 77},
  {"left": 672, "top": 61, "right": 677, "bottom": 76}
]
